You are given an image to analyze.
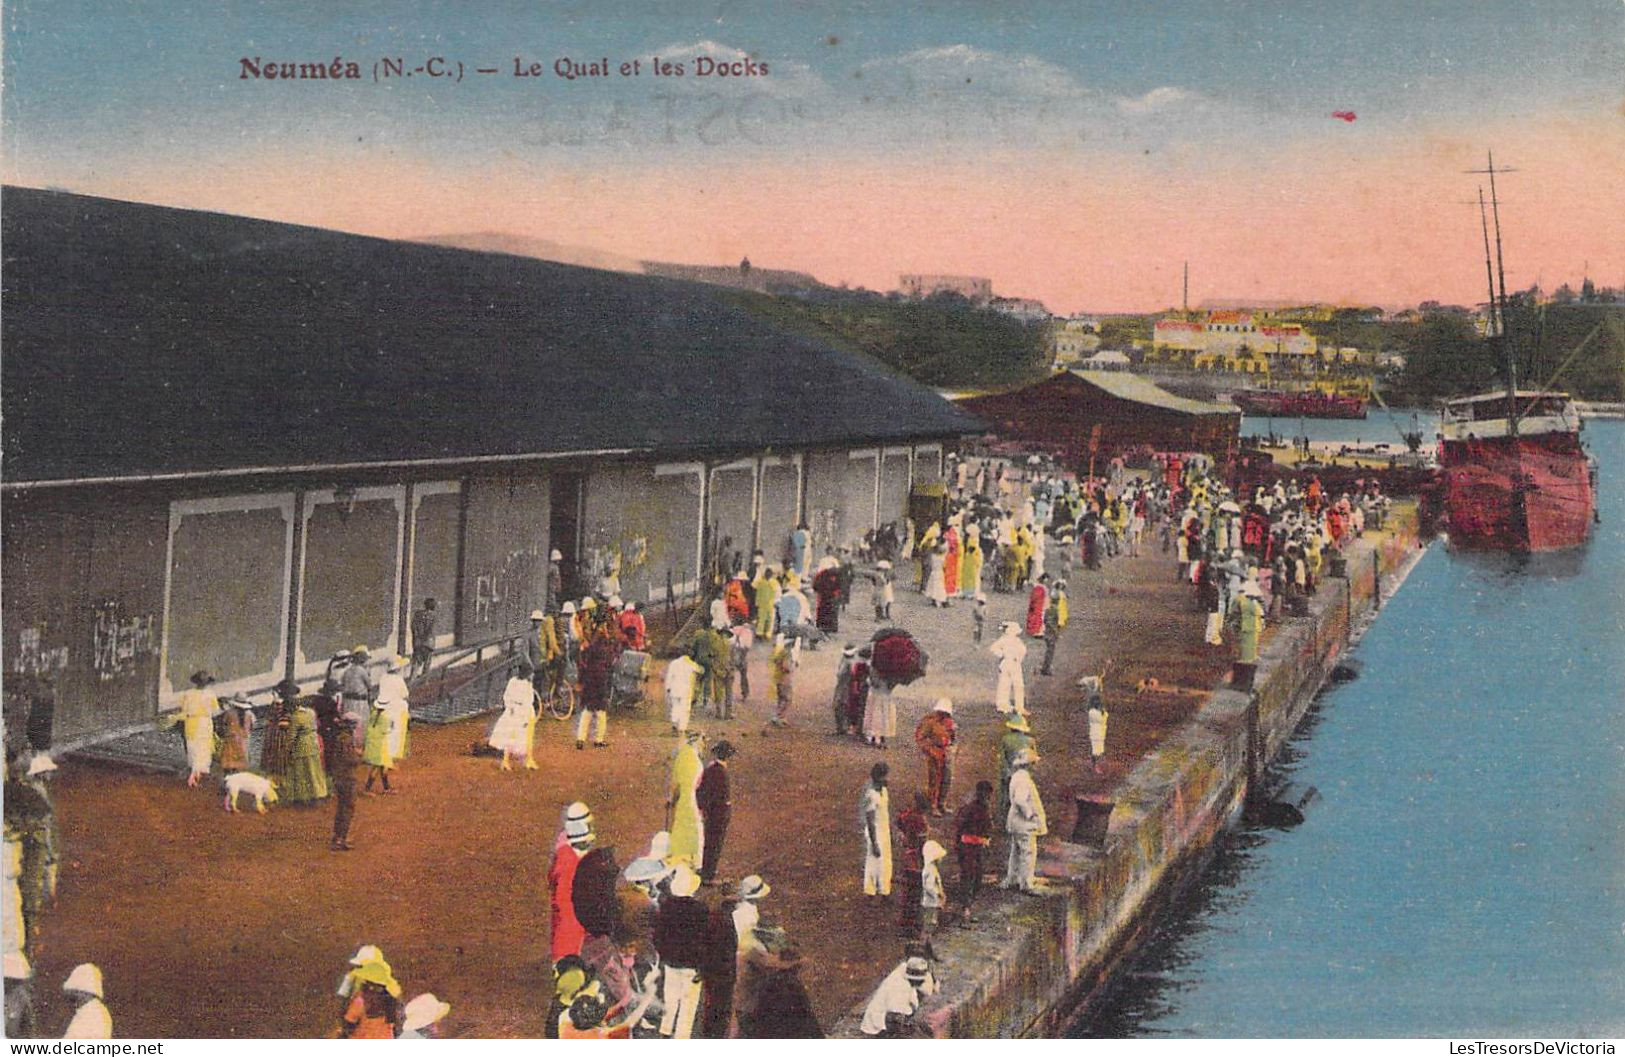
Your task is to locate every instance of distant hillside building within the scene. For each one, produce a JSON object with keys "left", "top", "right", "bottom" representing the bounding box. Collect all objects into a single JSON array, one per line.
[
  {"left": 642, "top": 257, "right": 824, "bottom": 294},
  {"left": 1049, "top": 316, "right": 1102, "bottom": 367},
  {"left": 898, "top": 274, "right": 994, "bottom": 305},
  {"left": 1150, "top": 310, "right": 1318, "bottom": 374},
  {"left": 990, "top": 296, "right": 1049, "bottom": 323}
]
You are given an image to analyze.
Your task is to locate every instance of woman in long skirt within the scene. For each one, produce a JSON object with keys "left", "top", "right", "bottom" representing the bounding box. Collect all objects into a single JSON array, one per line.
[
  {"left": 362, "top": 702, "right": 395, "bottom": 794},
  {"left": 923, "top": 546, "right": 948, "bottom": 608},
  {"left": 959, "top": 533, "right": 983, "bottom": 599},
  {"left": 377, "top": 656, "right": 412, "bottom": 765},
  {"left": 488, "top": 662, "right": 539, "bottom": 771},
  {"left": 176, "top": 671, "right": 220, "bottom": 787},
  {"left": 667, "top": 732, "right": 705, "bottom": 866},
  {"left": 216, "top": 692, "right": 255, "bottom": 774},
  {"left": 260, "top": 681, "right": 298, "bottom": 785},
  {"left": 282, "top": 697, "right": 329, "bottom": 804},
  {"left": 862, "top": 675, "right": 896, "bottom": 749}
]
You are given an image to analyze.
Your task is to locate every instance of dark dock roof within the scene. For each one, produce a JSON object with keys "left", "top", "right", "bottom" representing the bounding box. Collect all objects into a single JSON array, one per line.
[{"left": 2, "top": 187, "right": 978, "bottom": 487}]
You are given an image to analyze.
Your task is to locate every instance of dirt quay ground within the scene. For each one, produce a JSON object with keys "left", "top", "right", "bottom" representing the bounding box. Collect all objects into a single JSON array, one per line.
[{"left": 31, "top": 543, "right": 1237, "bottom": 1038}]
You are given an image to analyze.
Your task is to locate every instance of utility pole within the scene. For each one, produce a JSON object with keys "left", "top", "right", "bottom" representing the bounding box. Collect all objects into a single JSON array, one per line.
[{"left": 1182, "top": 260, "right": 1189, "bottom": 315}]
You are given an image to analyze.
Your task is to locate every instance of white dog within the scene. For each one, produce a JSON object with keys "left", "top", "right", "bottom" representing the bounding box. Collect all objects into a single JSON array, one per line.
[{"left": 222, "top": 772, "right": 279, "bottom": 814}]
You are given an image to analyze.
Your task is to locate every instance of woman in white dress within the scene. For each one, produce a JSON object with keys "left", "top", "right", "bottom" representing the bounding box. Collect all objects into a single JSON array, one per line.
[
  {"left": 923, "top": 545, "right": 948, "bottom": 608},
  {"left": 488, "top": 661, "right": 539, "bottom": 771}
]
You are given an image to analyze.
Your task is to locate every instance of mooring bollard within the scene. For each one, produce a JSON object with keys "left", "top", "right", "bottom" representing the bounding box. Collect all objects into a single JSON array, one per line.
[{"left": 1071, "top": 796, "right": 1115, "bottom": 848}]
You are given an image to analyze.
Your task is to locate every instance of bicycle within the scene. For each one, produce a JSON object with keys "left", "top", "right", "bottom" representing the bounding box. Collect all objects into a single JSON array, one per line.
[{"left": 541, "top": 674, "right": 578, "bottom": 721}]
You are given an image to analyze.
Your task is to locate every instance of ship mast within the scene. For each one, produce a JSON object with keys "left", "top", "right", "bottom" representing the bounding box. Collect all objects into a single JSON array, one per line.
[{"left": 1472, "top": 152, "right": 1518, "bottom": 436}]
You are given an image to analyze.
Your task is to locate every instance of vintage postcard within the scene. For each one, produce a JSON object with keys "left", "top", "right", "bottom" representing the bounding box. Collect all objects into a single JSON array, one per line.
[{"left": 3, "top": 0, "right": 1622, "bottom": 1045}]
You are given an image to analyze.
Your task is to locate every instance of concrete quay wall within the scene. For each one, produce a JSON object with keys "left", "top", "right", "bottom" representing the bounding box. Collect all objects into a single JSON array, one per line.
[{"left": 832, "top": 508, "right": 1425, "bottom": 1038}]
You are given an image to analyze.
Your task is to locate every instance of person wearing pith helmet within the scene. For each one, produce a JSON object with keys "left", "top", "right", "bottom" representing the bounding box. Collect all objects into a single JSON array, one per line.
[
  {"left": 61, "top": 963, "right": 111, "bottom": 1039},
  {"left": 399, "top": 993, "right": 450, "bottom": 1038},
  {"left": 914, "top": 698, "right": 957, "bottom": 816}
]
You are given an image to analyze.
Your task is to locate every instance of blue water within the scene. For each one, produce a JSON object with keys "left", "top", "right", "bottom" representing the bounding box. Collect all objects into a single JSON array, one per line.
[
  {"left": 1082, "top": 418, "right": 1625, "bottom": 1038},
  {"left": 1241, "top": 408, "right": 1440, "bottom": 447}
]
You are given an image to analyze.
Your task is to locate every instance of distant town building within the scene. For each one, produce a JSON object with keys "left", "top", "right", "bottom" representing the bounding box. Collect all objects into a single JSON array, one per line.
[
  {"left": 1079, "top": 350, "right": 1131, "bottom": 371},
  {"left": 990, "top": 296, "right": 1049, "bottom": 323},
  {"left": 898, "top": 274, "right": 994, "bottom": 305},
  {"left": 1149, "top": 310, "right": 1318, "bottom": 375},
  {"left": 1049, "top": 316, "right": 1102, "bottom": 368}
]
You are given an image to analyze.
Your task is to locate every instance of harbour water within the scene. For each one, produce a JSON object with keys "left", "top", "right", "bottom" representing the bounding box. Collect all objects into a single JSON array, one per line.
[{"left": 1080, "top": 417, "right": 1625, "bottom": 1038}]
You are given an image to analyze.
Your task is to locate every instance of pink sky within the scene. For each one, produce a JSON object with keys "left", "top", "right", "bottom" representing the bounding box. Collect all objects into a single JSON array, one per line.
[{"left": 50, "top": 112, "right": 1625, "bottom": 314}]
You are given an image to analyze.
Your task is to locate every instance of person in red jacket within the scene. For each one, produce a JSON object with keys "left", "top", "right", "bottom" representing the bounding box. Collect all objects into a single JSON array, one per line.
[
  {"left": 549, "top": 814, "right": 593, "bottom": 962},
  {"left": 723, "top": 573, "right": 752, "bottom": 626},
  {"left": 618, "top": 602, "right": 647, "bottom": 651}
]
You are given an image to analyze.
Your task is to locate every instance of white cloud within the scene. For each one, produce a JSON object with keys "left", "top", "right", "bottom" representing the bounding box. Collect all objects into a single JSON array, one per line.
[
  {"left": 1115, "top": 85, "right": 1211, "bottom": 115},
  {"left": 861, "top": 44, "right": 1095, "bottom": 102}
]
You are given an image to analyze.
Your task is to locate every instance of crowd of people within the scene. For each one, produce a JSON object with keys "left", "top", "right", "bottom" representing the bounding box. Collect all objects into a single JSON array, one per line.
[{"left": 2, "top": 447, "right": 1397, "bottom": 1039}]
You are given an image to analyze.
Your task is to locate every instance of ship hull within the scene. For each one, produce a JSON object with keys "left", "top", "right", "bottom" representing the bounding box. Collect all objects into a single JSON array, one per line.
[
  {"left": 1231, "top": 391, "right": 1367, "bottom": 419},
  {"left": 1439, "top": 433, "right": 1595, "bottom": 551}
]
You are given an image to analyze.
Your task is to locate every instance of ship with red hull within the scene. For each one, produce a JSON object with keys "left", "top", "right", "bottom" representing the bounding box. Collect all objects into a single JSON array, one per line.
[
  {"left": 1438, "top": 391, "right": 1596, "bottom": 551},
  {"left": 1231, "top": 389, "right": 1367, "bottom": 419}
]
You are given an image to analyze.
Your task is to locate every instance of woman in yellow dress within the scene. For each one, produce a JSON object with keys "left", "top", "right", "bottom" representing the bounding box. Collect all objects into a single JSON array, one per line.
[
  {"left": 175, "top": 671, "right": 220, "bottom": 787},
  {"left": 666, "top": 731, "right": 706, "bottom": 865}
]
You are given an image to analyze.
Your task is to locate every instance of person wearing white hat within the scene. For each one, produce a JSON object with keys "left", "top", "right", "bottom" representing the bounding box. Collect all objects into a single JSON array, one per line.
[
  {"left": 547, "top": 550, "right": 564, "bottom": 612},
  {"left": 4, "top": 950, "right": 35, "bottom": 1037},
  {"left": 990, "top": 621, "right": 1028, "bottom": 717},
  {"left": 652, "top": 864, "right": 708, "bottom": 1038},
  {"left": 1230, "top": 579, "right": 1266, "bottom": 691},
  {"left": 919, "top": 839, "right": 948, "bottom": 955},
  {"left": 914, "top": 699, "right": 957, "bottom": 816},
  {"left": 621, "top": 830, "right": 673, "bottom": 902},
  {"left": 336, "top": 944, "right": 390, "bottom": 999},
  {"left": 381, "top": 655, "right": 412, "bottom": 762},
  {"left": 549, "top": 816, "right": 595, "bottom": 963},
  {"left": 617, "top": 600, "right": 647, "bottom": 652},
  {"left": 733, "top": 873, "right": 770, "bottom": 933},
  {"left": 61, "top": 963, "right": 110, "bottom": 1039},
  {"left": 399, "top": 993, "right": 450, "bottom": 1038},
  {"left": 768, "top": 634, "right": 799, "bottom": 727},
  {"left": 859, "top": 955, "right": 937, "bottom": 1037},
  {"left": 1002, "top": 749, "right": 1048, "bottom": 894},
  {"left": 361, "top": 695, "right": 396, "bottom": 795},
  {"left": 870, "top": 560, "right": 894, "bottom": 622}
]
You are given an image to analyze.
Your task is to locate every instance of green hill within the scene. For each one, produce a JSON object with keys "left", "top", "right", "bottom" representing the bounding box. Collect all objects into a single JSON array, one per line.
[{"left": 723, "top": 288, "right": 1049, "bottom": 391}]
